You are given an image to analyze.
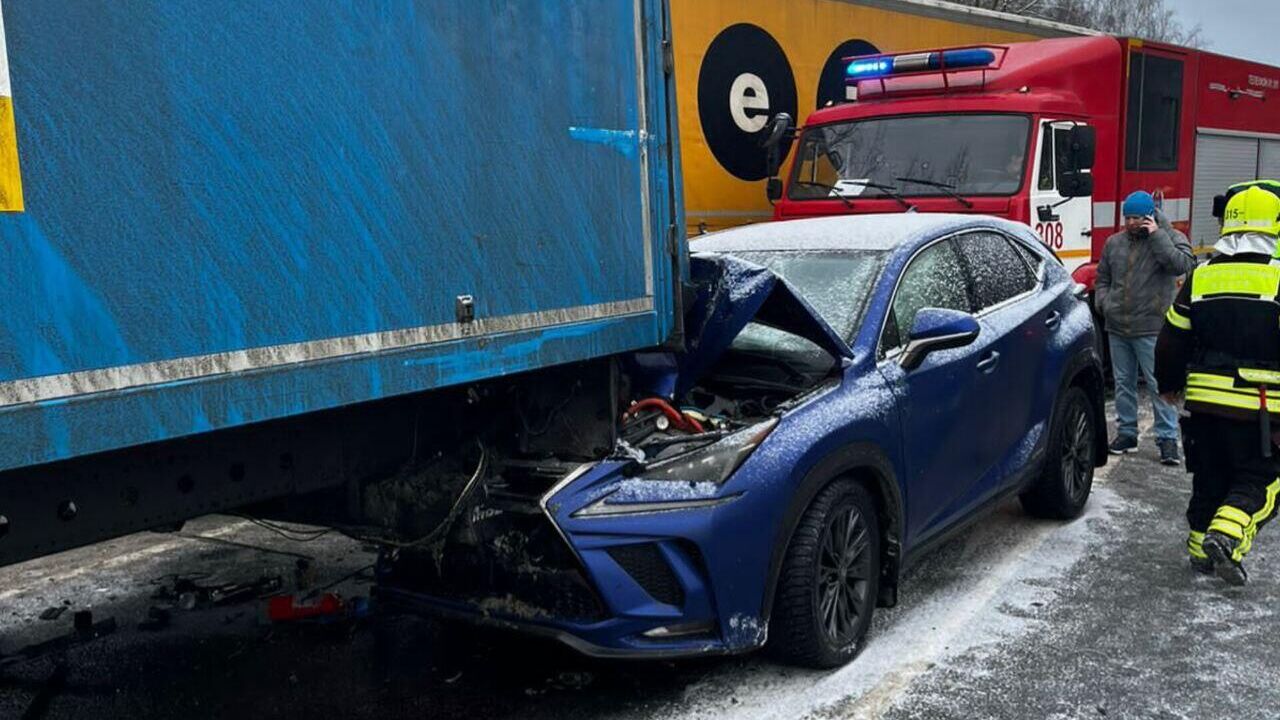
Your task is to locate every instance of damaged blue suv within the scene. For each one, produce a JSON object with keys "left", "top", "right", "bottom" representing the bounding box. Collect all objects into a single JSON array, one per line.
[{"left": 376, "top": 214, "right": 1107, "bottom": 668}]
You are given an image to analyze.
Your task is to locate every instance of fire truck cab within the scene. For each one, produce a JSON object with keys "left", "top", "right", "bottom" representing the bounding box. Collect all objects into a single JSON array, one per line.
[{"left": 769, "top": 35, "right": 1280, "bottom": 288}]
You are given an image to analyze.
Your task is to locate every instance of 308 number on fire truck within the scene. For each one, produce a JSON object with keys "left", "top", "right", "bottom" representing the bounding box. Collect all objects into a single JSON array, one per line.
[{"left": 1035, "top": 221, "right": 1064, "bottom": 249}]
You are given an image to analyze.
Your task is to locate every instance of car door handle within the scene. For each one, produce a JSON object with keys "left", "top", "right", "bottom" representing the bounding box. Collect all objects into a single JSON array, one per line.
[
  {"left": 977, "top": 351, "right": 1001, "bottom": 373},
  {"left": 1045, "top": 311, "right": 1062, "bottom": 330}
]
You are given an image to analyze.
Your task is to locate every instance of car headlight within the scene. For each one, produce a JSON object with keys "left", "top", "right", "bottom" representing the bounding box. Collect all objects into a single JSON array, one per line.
[
  {"left": 569, "top": 419, "right": 779, "bottom": 519},
  {"left": 639, "top": 418, "right": 779, "bottom": 485}
]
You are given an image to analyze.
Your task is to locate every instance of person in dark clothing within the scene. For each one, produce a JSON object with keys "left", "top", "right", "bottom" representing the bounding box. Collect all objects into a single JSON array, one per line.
[
  {"left": 1155, "top": 185, "right": 1280, "bottom": 586},
  {"left": 1096, "top": 191, "right": 1196, "bottom": 463}
]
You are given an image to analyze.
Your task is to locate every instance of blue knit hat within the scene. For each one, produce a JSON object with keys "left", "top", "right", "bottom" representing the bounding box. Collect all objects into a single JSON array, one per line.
[{"left": 1122, "top": 191, "right": 1155, "bottom": 218}]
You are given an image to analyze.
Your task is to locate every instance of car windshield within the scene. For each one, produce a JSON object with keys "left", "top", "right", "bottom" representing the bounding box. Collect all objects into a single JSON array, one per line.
[
  {"left": 789, "top": 114, "right": 1031, "bottom": 199},
  {"left": 730, "top": 250, "right": 886, "bottom": 340}
]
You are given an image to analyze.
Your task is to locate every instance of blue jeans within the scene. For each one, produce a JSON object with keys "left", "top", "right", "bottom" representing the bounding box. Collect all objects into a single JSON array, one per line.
[{"left": 1109, "top": 334, "right": 1179, "bottom": 441}]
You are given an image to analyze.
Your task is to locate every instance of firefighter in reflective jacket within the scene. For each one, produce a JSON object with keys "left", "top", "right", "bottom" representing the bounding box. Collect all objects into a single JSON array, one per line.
[{"left": 1156, "top": 185, "right": 1280, "bottom": 585}]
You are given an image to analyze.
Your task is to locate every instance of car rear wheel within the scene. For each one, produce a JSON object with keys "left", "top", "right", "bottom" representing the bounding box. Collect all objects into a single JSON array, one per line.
[
  {"left": 768, "top": 479, "right": 880, "bottom": 668},
  {"left": 1020, "top": 386, "right": 1095, "bottom": 519}
]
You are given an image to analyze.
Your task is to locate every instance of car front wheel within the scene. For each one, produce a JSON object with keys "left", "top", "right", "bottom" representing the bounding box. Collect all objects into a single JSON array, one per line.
[
  {"left": 768, "top": 479, "right": 880, "bottom": 668},
  {"left": 1020, "top": 386, "right": 1096, "bottom": 519}
]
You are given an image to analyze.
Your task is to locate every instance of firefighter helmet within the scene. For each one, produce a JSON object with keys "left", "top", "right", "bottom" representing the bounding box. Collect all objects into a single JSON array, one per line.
[
  {"left": 1222, "top": 185, "right": 1280, "bottom": 237},
  {"left": 1215, "top": 179, "right": 1280, "bottom": 222}
]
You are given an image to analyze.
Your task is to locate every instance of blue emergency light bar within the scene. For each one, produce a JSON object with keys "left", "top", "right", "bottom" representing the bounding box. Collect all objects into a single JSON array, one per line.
[{"left": 846, "top": 48, "right": 997, "bottom": 80}]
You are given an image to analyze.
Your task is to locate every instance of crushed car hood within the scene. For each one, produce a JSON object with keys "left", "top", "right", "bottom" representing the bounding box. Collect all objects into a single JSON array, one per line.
[{"left": 629, "top": 253, "right": 853, "bottom": 398}]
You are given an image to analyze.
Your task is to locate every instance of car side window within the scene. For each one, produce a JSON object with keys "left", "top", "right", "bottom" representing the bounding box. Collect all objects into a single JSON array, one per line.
[
  {"left": 956, "top": 232, "right": 1036, "bottom": 312},
  {"left": 881, "top": 240, "right": 970, "bottom": 355}
]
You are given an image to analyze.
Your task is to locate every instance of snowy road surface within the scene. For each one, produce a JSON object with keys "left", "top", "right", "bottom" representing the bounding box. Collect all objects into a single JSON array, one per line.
[{"left": 1, "top": 415, "right": 1277, "bottom": 719}]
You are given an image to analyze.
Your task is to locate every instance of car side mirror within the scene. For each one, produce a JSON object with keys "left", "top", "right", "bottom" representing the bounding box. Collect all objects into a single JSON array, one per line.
[
  {"left": 1067, "top": 125, "right": 1096, "bottom": 170},
  {"left": 761, "top": 112, "right": 794, "bottom": 178},
  {"left": 899, "top": 308, "right": 981, "bottom": 371},
  {"left": 766, "top": 177, "right": 783, "bottom": 202}
]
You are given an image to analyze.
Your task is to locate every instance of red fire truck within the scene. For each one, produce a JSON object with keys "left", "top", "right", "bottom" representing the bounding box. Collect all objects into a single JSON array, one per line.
[{"left": 765, "top": 35, "right": 1280, "bottom": 289}]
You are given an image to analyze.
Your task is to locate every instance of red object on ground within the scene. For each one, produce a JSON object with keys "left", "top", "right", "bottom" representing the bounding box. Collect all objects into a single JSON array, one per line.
[{"left": 267, "top": 593, "right": 345, "bottom": 622}]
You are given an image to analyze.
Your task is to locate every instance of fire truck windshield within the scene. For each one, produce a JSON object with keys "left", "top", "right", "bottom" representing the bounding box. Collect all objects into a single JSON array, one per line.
[{"left": 788, "top": 114, "right": 1031, "bottom": 201}]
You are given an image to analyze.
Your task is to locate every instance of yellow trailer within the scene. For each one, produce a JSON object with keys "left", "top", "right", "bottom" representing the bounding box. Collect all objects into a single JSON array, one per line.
[{"left": 672, "top": 0, "right": 1086, "bottom": 234}]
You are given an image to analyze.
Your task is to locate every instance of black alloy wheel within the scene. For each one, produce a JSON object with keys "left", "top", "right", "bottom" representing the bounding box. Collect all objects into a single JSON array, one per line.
[
  {"left": 769, "top": 480, "right": 881, "bottom": 668},
  {"left": 1021, "top": 386, "right": 1096, "bottom": 519},
  {"left": 817, "top": 503, "right": 874, "bottom": 647},
  {"left": 1059, "top": 398, "right": 1095, "bottom": 507}
]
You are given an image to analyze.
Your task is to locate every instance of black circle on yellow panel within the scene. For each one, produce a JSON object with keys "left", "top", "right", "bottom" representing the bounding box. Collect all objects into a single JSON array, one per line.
[{"left": 697, "top": 23, "right": 798, "bottom": 181}]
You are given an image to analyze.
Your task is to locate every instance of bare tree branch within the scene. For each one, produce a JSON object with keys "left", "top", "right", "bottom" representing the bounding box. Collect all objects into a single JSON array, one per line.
[{"left": 947, "top": 0, "right": 1207, "bottom": 48}]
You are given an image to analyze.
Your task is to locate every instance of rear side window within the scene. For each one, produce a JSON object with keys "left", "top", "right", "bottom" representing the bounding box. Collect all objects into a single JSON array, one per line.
[
  {"left": 1009, "top": 237, "right": 1046, "bottom": 273},
  {"left": 882, "top": 240, "right": 970, "bottom": 354},
  {"left": 1125, "top": 52, "right": 1183, "bottom": 171},
  {"left": 956, "top": 232, "right": 1036, "bottom": 311}
]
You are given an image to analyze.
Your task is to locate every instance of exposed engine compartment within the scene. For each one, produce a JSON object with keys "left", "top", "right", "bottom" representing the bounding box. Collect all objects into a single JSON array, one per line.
[{"left": 356, "top": 358, "right": 822, "bottom": 621}]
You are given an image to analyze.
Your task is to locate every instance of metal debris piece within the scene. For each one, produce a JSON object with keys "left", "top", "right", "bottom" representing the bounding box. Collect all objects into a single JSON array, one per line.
[
  {"left": 37, "top": 606, "right": 66, "bottom": 621},
  {"left": 154, "top": 574, "right": 284, "bottom": 610}
]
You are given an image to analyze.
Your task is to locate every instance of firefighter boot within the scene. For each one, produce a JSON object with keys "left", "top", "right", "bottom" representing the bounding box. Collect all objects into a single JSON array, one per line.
[
  {"left": 1201, "top": 531, "right": 1248, "bottom": 586},
  {"left": 1187, "top": 531, "right": 1213, "bottom": 575},
  {"left": 1189, "top": 556, "right": 1214, "bottom": 575}
]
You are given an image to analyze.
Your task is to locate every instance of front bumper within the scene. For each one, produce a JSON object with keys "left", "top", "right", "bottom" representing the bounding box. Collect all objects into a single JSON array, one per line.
[
  {"left": 374, "top": 585, "right": 735, "bottom": 660},
  {"left": 373, "top": 461, "right": 771, "bottom": 658}
]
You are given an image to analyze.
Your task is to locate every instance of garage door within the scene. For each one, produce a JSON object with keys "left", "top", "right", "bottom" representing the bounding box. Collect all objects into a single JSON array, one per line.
[
  {"left": 1191, "top": 134, "right": 1260, "bottom": 246},
  {"left": 1259, "top": 140, "right": 1280, "bottom": 180}
]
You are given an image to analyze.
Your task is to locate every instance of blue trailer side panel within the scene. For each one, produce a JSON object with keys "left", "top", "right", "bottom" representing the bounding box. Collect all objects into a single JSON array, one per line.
[{"left": 0, "top": 1, "right": 682, "bottom": 471}]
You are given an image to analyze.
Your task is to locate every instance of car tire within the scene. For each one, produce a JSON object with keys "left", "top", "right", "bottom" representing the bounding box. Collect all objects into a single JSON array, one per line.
[
  {"left": 768, "top": 479, "right": 880, "bottom": 669},
  {"left": 1020, "top": 385, "right": 1096, "bottom": 519}
]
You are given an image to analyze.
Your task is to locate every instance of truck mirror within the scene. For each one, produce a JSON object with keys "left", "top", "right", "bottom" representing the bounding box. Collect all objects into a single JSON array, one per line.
[
  {"left": 761, "top": 113, "right": 793, "bottom": 150},
  {"left": 766, "top": 178, "right": 783, "bottom": 202},
  {"left": 1067, "top": 126, "right": 1096, "bottom": 170},
  {"left": 761, "top": 113, "right": 794, "bottom": 177},
  {"left": 1058, "top": 171, "right": 1094, "bottom": 198},
  {"left": 1211, "top": 193, "right": 1227, "bottom": 220}
]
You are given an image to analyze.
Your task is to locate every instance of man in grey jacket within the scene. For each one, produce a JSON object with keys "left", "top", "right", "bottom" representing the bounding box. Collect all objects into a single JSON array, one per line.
[{"left": 1095, "top": 190, "right": 1197, "bottom": 464}]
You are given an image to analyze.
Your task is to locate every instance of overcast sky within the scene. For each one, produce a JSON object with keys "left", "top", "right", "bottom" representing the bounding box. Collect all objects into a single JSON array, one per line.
[{"left": 1167, "top": 0, "right": 1280, "bottom": 66}]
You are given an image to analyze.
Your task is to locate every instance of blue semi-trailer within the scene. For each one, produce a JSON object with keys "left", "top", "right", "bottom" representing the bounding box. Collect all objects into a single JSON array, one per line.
[{"left": 0, "top": 0, "right": 685, "bottom": 566}]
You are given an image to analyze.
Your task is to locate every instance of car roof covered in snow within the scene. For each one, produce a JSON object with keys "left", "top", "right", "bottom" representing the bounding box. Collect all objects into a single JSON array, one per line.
[{"left": 689, "top": 213, "right": 1031, "bottom": 254}]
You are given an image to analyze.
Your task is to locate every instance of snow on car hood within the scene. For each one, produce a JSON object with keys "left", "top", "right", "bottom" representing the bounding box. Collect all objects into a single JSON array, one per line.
[{"left": 629, "top": 253, "right": 853, "bottom": 399}]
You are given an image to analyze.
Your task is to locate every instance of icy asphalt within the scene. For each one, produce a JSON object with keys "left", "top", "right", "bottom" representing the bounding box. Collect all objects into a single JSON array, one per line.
[{"left": 1, "top": 408, "right": 1277, "bottom": 719}]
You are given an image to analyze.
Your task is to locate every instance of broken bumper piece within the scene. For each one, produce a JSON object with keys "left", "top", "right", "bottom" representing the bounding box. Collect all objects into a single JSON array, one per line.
[{"left": 373, "top": 460, "right": 769, "bottom": 658}]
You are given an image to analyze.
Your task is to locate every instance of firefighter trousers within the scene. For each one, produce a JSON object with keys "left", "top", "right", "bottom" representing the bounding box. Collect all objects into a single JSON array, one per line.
[{"left": 1183, "top": 414, "right": 1280, "bottom": 563}]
